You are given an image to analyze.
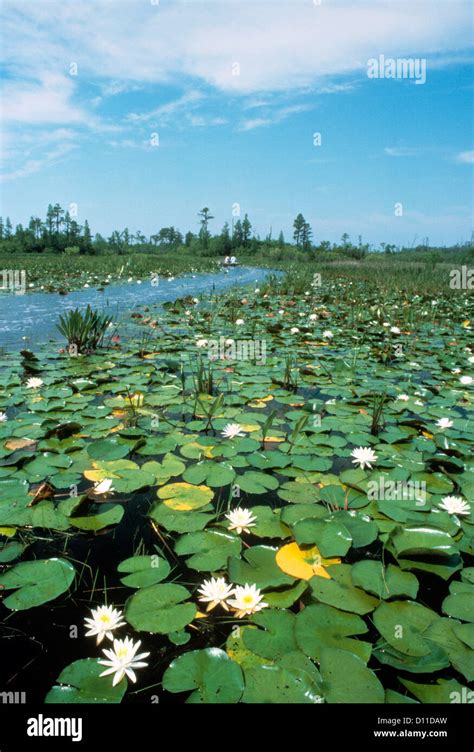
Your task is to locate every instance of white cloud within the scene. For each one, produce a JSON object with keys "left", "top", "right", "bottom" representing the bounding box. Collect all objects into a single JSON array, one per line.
[
  {"left": 239, "top": 103, "right": 314, "bottom": 130},
  {"left": 455, "top": 150, "right": 474, "bottom": 163},
  {"left": 1, "top": 141, "right": 77, "bottom": 182},
  {"left": 1, "top": 73, "right": 87, "bottom": 125},
  {"left": 384, "top": 147, "right": 423, "bottom": 157},
  {"left": 126, "top": 91, "right": 204, "bottom": 124},
  {"left": 1, "top": 0, "right": 472, "bottom": 95}
]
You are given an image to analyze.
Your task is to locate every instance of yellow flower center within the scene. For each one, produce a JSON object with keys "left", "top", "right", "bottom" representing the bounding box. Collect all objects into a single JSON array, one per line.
[
  {"left": 242, "top": 595, "right": 255, "bottom": 605},
  {"left": 100, "top": 614, "right": 111, "bottom": 624}
]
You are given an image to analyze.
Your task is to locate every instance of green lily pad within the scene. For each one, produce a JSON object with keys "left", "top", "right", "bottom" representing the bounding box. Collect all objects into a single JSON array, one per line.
[
  {"left": 319, "top": 647, "right": 384, "bottom": 703},
  {"left": 174, "top": 530, "right": 241, "bottom": 571},
  {"left": 399, "top": 677, "right": 472, "bottom": 704},
  {"left": 149, "top": 501, "right": 214, "bottom": 533},
  {"left": 118, "top": 555, "right": 171, "bottom": 588},
  {"left": 236, "top": 471, "right": 279, "bottom": 494},
  {"left": 0, "top": 558, "right": 75, "bottom": 610},
  {"left": 162, "top": 648, "right": 244, "bottom": 703},
  {"left": 125, "top": 583, "right": 196, "bottom": 634},
  {"left": 87, "top": 438, "right": 130, "bottom": 461},
  {"left": 310, "top": 564, "right": 379, "bottom": 614},
  {"left": 442, "top": 582, "right": 474, "bottom": 622},
  {"left": 242, "top": 663, "right": 323, "bottom": 704},
  {"left": 69, "top": 503, "right": 124, "bottom": 531},
  {"left": 45, "top": 658, "right": 127, "bottom": 703},
  {"left": 295, "top": 603, "right": 371, "bottom": 663},
  {"left": 243, "top": 609, "right": 298, "bottom": 660},
  {"left": 182, "top": 461, "right": 235, "bottom": 488},
  {"left": 293, "top": 517, "right": 352, "bottom": 557},
  {"left": 351, "top": 561, "right": 419, "bottom": 600},
  {"left": 228, "top": 545, "right": 295, "bottom": 589},
  {"left": 373, "top": 600, "right": 440, "bottom": 656}
]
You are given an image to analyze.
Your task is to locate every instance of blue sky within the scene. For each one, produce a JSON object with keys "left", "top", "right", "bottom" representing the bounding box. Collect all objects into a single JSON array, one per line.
[{"left": 0, "top": 0, "right": 472, "bottom": 247}]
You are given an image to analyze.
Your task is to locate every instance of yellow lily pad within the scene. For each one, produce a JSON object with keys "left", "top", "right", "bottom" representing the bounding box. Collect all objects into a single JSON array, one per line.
[
  {"left": 158, "top": 482, "right": 214, "bottom": 511},
  {"left": 275, "top": 542, "right": 341, "bottom": 581}
]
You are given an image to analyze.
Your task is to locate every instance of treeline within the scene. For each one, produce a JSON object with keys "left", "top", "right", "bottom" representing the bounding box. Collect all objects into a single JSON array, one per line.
[{"left": 0, "top": 204, "right": 471, "bottom": 259}]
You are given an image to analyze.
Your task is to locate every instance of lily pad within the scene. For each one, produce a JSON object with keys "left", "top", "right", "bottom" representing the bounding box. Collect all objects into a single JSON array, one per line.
[
  {"left": 45, "top": 658, "right": 126, "bottom": 703},
  {"left": 0, "top": 558, "right": 75, "bottom": 610},
  {"left": 162, "top": 648, "right": 244, "bottom": 703},
  {"left": 124, "top": 583, "right": 196, "bottom": 634}
]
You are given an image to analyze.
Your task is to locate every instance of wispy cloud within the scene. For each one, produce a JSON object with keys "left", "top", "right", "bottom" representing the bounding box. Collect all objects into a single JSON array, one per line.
[
  {"left": 239, "top": 103, "right": 314, "bottom": 131},
  {"left": 126, "top": 91, "right": 205, "bottom": 124},
  {"left": 384, "top": 146, "right": 425, "bottom": 157},
  {"left": 455, "top": 150, "right": 474, "bottom": 163},
  {"left": 1, "top": 141, "right": 77, "bottom": 182}
]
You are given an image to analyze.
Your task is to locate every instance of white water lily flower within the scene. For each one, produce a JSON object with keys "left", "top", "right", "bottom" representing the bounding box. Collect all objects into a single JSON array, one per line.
[
  {"left": 226, "top": 507, "right": 257, "bottom": 535},
  {"left": 227, "top": 584, "right": 268, "bottom": 618},
  {"left": 414, "top": 400, "right": 424, "bottom": 407},
  {"left": 436, "top": 418, "right": 453, "bottom": 430},
  {"left": 235, "top": 318, "right": 245, "bottom": 326},
  {"left": 26, "top": 377, "right": 43, "bottom": 389},
  {"left": 351, "top": 446, "right": 378, "bottom": 470},
  {"left": 397, "top": 394, "right": 410, "bottom": 401},
  {"left": 278, "top": 309, "right": 285, "bottom": 315},
  {"left": 0, "top": 412, "right": 7, "bottom": 422},
  {"left": 290, "top": 327, "right": 300, "bottom": 334},
  {"left": 323, "top": 330, "right": 334, "bottom": 339},
  {"left": 225, "top": 338, "right": 235, "bottom": 346},
  {"left": 84, "top": 605, "right": 126, "bottom": 645},
  {"left": 99, "top": 637, "right": 150, "bottom": 686},
  {"left": 193, "top": 297, "right": 199, "bottom": 304},
  {"left": 196, "top": 339, "right": 208, "bottom": 348},
  {"left": 452, "top": 368, "right": 461, "bottom": 374},
  {"left": 438, "top": 496, "right": 471, "bottom": 516},
  {"left": 221, "top": 423, "right": 246, "bottom": 440},
  {"left": 254, "top": 288, "right": 260, "bottom": 293},
  {"left": 390, "top": 326, "right": 401, "bottom": 334},
  {"left": 468, "top": 355, "right": 474, "bottom": 364},
  {"left": 460, "top": 376, "right": 473, "bottom": 385},
  {"left": 92, "top": 478, "right": 115, "bottom": 496},
  {"left": 309, "top": 313, "right": 318, "bottom": 321},
  {"left": 197, "top": 577, "right": 234, "bottom": 611}
]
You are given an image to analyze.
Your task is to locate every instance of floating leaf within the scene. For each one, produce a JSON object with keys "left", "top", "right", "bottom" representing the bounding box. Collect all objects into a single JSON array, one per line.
[
  {"left": 174, "top": 530, "right": 241, "bottom": 571},
  {"left": 243, "top": 609, "right": 298, "bottom": 660},
  {"left": 310, "top": 564, "right": 379, "bottom": 614},
  {"left": 276, "top": 542, "right": 341, "bottom": 581},
  {"left": 319, "top": 648, "right": 384, "bottom": 704},
  {"left": 157, "top": 482, "right": 213, "bottom": 511},
  {"left": 229, "top": 545, "right": 295, "bottom": 589},
  {"left": 118, "top": 555, "right": 171, "bottom": 588},
  {"left": 295, "top": 603, "right": 371, "bottom": 663},
  {"left": 162, "top": 648, "right": 244, "bottom": 703},
  {"left": 45, "top": 658, "right": 126, "bottom": 703},
  {"left": 0, "top": 558, "right": 75, "bottom": 610},
  {"left": 125, "top": 583, "right": 196, "bottom": 634}
]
